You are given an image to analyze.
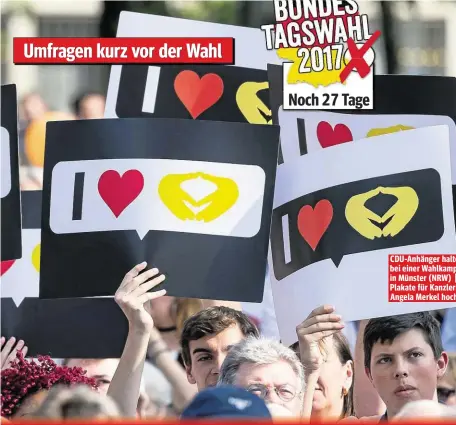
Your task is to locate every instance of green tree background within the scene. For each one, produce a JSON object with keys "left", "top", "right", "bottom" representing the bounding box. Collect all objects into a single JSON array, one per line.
[
  {"left": 99, "top": 1, "right": 399, "bottom": 73},
  {"left": 99, "top": 1, "right": 264, "bottom": 38}
]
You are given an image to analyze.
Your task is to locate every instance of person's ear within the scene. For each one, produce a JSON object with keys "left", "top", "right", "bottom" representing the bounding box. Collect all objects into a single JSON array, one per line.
[
  {"left": 343, "top": 360, "right": 354, "bottom": 394},
  {"left": 437, "top": 351, "right": 448, "bottom": 379},
  {"left": 185, "top": 364, "right": 196, "bottom": 385}
]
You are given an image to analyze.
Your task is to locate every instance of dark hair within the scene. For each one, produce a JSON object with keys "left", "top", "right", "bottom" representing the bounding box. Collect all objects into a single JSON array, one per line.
[
  {"left": 289, "top": 332, "right": 354, "bottom": 418},
  {"left": 333, "top": 333, "right": 355, "bottom": 418},
  {"left": 72, "top": 92, "right": 103, "bottom": 115},
  {"left": 180, "top": 306, "right": 259, "bottom": 366},
  {"left": 364, "top": 312, "right": 443, "bottom": 372}
]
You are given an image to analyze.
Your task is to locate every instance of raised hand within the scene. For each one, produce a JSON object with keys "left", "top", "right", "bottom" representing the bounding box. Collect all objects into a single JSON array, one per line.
[
  {"left": 296, "top": 305, "right": 344, "bottom": 373},
  {"left": 1, "top": 336, "right": 28, "bottom": 370},
  {"left": 114, "top": 262, "right": 166, "bottom": 333},
  {"left": 109, "top": 263, "right": 167, "bottom": 418}
]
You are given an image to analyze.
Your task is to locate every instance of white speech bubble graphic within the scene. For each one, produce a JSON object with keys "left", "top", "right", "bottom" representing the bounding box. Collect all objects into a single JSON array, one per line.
[
  {"left": 0, "top": 229, "right": 40, "bottom": 307},
  {"left": 50, "top": 159, "right": 266, "bottom": 240},
  {"left": 1, "top": 127, "right": 11, "bottom": 198},
  {"left": 142, "top": 66, "right": 161, "bottom": 114},
  {"left": 277, "top": 108, "right": 456, "bottom": 183},
  {"left": 269, "top": 125, "right": 456, "bottom": 345}
]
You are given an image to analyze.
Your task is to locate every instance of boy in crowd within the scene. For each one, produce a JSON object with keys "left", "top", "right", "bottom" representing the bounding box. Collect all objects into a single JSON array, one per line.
[
  {"left": 180, "top": 306, "right": 259, "bottom": 391},
  {"left": 362, "top": 312, "right": 448, "bottom": 421}
]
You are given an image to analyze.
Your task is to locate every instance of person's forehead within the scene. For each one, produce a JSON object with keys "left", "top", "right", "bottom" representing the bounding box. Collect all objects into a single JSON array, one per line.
[
  {"left": 371, "top": 328, "right": 431, "bottom": 354},
  {"left": 66, "top": 358, "right": 119, "bottom": 375},
  {"left": 321, "top": 338, "right": 339, "bottom": 358},
  {"left": 82, "top": 94, "right": 104, "bottom": 104},
  {"left": 189, "top": 324, "right": 244, "bottom": 352},
  {"left": 236, "top": 361, "right": 298, "bottom": 383}
]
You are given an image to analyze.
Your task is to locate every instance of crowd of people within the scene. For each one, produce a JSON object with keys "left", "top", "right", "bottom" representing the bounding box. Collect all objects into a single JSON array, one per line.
[
  {"left": 1, "top": 89, "right": 456, "bottom": 422},
  {"left": 1, "top": 258, "right": 456, "bottom": 421},
  {"left": 18, "top": 91, "right": 105, "bottom": 190}
]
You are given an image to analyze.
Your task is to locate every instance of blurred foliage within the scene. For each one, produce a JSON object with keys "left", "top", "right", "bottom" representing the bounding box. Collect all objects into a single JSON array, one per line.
[
  {"left": 100, "top": 0, "right": 243, "bottom": 37},
  {"left": 125, "top": 0, "right": 239, "bottom": 24},
  {"left": 171, "top": 1, "right": 239, "bottom": 24},
  {"left": 129, "top": 1, "right": 170, "bottom": 17},
  {"left": 1, "top": 29, "right": 6, "bottom": 62},
  {"left": 0, "top": 14, "right": 8, "bottom": 64}
]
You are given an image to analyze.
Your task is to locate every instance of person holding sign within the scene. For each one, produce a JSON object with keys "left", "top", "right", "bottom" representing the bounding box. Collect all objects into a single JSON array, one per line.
[
  {"left": 294, "top": 305, "right": 355, "bottom": 421},
  {"left": 106, "top": 262, "right": 168, "bottom": 418}
]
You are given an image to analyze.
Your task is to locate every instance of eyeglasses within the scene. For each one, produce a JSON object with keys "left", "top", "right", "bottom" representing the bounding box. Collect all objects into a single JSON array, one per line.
[
  {"left": 246, "top": 383, "right": 297, "bottom": 402},
  {"left": 437, "top": 387, "right": 456, "bottom": 403}
]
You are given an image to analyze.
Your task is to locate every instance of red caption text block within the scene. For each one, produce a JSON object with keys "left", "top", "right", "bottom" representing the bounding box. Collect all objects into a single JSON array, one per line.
[
  {"left": 389, "top": 254, "right": 456, "bottom": 302},
  {"left": 13, "top": 37, "right": 234, "bottom": 65}
]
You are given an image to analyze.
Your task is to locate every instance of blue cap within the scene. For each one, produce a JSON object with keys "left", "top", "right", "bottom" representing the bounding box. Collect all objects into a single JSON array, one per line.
[{"left": 181, "top": 386, "right": 272, "bottom": 419}]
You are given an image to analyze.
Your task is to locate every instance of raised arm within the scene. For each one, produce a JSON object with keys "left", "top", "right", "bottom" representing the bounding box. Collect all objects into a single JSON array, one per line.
[
  {"left": 297, "top": 305, "right": 345, "bottom": 419},
  {"left": 107, "top": 262, "right": 166, "bottom": 417},
  {"left": 147, "top": 327, "right": 197, "bottom": 413},
  {"left": 353, "top": 320, "right": 385, "bottom": 417}
]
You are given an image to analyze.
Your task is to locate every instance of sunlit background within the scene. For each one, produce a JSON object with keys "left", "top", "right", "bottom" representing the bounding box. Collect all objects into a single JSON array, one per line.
[
  {"left": 1, "top": 1, "right": 454, "bottom": 110},
  {"left": 1, "top": 0, "right": 455, "bottom": 186}
]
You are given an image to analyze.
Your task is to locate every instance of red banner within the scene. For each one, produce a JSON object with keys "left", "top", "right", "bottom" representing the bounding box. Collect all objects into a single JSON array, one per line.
[
  {"left": 13, "top": 37, "right": 234, "bottom": 65},
  {"left": 388, "top": 254, "right": 456, "bottom": 302}
]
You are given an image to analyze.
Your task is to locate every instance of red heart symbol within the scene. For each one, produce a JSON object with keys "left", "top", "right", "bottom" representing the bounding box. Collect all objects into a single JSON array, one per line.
[
  {"left": 98, "top": 170, "right": 144, "bottom": 218},
  {"left": 0, "top": 260, "right": 15, "bottom": 276},
  {"left": 316, "top": 121, "right": 353, "bottom": 148},
  {"left": 174, "top": 70, "right": 224, "bottom": 119},
  {"left": 297, "top": 200, "right": 333, "bottom": 251}
]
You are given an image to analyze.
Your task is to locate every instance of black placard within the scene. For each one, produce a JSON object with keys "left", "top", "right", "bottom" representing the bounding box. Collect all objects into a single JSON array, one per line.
[
  {"left": 115, "top": 63, "right": 284, "bottom": 163},
  {"left": 21, "top": 190, "right": 42, "bottom": 229},
  {"left": 1, "top": 84, "right": 22, "bottom": 261},
  {"left": 1, "top": 297, "right": 128, "bottom": 358},
  {"left": 1, "top": 191, "right": 129, "bottom": 358},
  {"left": 267, "top": 67, "right": 456, "bottom": 167},
  {"left": 267, "top": 68, "right": 456, "bottom": 119},
  {"left": 271, "top": 169, "right": 444, "bottom": 280},
  {"left": 40, "top": 118, "right": 280, "bottom": 302}
]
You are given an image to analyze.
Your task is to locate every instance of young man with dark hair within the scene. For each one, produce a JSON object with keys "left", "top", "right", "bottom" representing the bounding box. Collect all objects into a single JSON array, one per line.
[
  {"left": 362, "top": 312, "right": 448, "bottom": 420},
  {"left": 180, "top": 306, "right": 259, "bottom": 391}
]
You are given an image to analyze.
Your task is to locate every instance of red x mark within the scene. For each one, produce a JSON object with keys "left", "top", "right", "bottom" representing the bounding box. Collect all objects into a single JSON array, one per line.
[{"left": 339, "top": 30, "right": 382, "bottom": 83}]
